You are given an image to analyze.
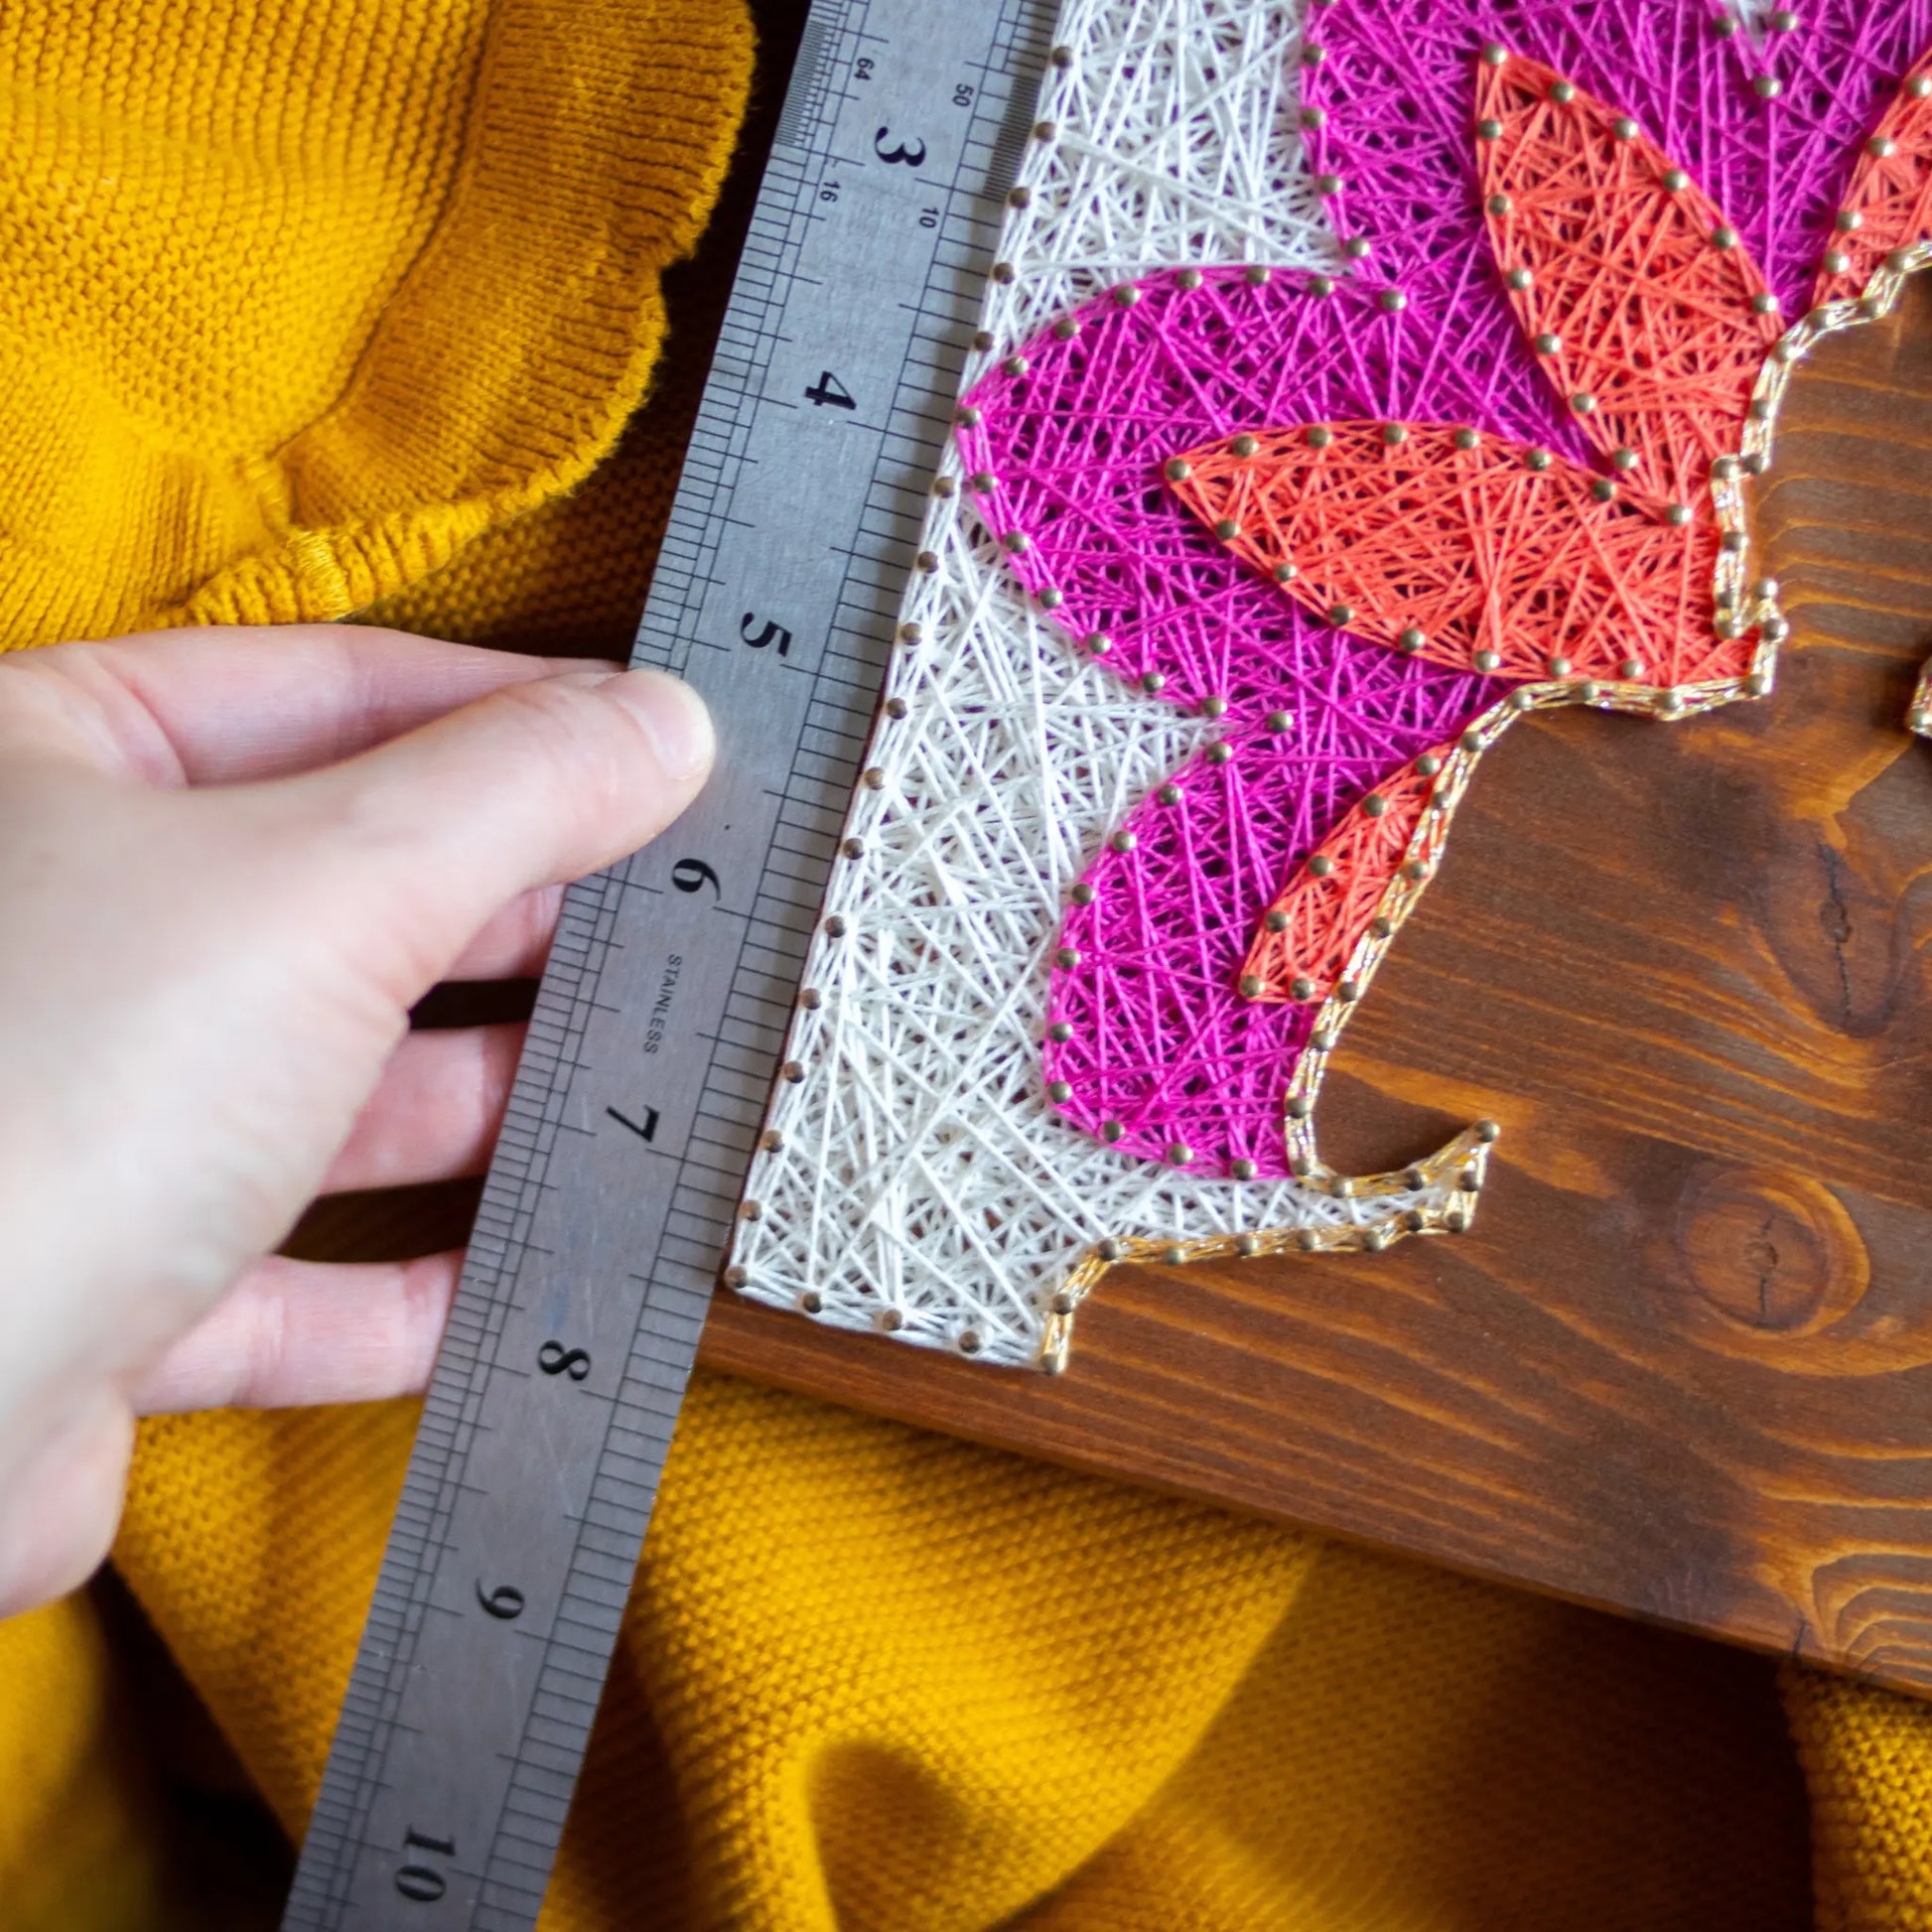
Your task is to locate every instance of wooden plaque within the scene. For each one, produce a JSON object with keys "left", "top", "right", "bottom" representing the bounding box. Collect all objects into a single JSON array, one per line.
[{"left": 699, "top": 272, "right": 1932, "bottom": 1696}]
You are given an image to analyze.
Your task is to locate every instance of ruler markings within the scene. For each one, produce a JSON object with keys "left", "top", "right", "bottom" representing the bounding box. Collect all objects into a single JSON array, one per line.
[{"left": 282, "top": 2, "right": 1050, "bottom": 1925}]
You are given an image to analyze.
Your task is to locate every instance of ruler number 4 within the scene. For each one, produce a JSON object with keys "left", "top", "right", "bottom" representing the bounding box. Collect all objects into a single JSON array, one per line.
[{"left": 804, "top": 369, "right": 857, "bottom": 411}]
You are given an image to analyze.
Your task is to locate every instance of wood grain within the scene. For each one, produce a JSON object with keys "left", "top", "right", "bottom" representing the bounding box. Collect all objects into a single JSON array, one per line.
[
  {"left": 294, "top": 126, "right": 1932, "bottom": 1693},
  {"left": 698, "top": 272, "right": 1932, "bottom": 1696}
]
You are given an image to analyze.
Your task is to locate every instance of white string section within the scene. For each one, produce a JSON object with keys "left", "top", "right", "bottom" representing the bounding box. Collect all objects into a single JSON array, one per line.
[{"left": 730, "top": 0, "right": 1463, "bottom": 1373}]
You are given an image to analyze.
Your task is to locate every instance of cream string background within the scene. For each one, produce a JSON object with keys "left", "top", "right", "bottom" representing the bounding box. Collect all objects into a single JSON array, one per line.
[{"left": 727, "top": 0, "right": 1776, "bottom": 1370}]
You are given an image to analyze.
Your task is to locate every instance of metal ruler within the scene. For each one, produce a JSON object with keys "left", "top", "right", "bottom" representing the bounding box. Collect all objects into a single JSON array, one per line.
[{"left": 280, "top": 0, "right": 1054, "bottom": 1925}]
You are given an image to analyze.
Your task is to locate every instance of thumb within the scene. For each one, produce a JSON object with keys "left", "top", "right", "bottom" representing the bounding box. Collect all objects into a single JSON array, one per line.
[{"left": 270, "top": 665, "right": 714, "bottom": 984}]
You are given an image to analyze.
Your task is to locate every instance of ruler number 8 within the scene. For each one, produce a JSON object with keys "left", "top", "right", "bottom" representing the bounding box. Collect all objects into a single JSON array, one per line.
[{"left": 539, "top": 1339, "right": 592, "bottom": 1381}]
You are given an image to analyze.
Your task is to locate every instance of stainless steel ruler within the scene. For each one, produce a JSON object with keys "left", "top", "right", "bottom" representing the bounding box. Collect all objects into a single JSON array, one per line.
[{"left": 279, "top": 0, "right": 1054, "bottom": 1925}]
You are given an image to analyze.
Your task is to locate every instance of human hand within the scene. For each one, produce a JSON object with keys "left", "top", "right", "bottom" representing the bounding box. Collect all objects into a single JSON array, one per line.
[{"left": 0, "top": 625, "right": 713, "bottom": 1615}]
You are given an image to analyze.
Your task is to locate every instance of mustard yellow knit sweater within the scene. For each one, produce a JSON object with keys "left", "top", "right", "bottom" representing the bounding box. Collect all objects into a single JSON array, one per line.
[{"left": 0, "top": 3, "right": 1926, "bottom": 1927}]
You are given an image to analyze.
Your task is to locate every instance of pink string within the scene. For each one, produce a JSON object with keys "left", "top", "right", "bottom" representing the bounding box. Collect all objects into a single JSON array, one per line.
[{"left": 958, "top": 0, "right": 1932, "bottom": 1179}]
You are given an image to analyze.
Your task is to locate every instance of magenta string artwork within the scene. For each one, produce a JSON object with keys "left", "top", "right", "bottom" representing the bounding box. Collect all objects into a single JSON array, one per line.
[{"left": 957, "top": 0, "right": 1932, "bottom": 1184}]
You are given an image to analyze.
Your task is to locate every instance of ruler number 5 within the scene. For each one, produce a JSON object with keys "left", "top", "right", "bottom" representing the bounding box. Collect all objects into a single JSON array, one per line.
[{"left": 741, "top": 611, "right": 792, "bottom": 654}]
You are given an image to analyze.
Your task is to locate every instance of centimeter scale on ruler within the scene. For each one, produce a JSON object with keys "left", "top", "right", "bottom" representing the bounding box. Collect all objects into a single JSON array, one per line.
[{"left": 279, "top": 0, "right": 1057, "bottom": 1926}]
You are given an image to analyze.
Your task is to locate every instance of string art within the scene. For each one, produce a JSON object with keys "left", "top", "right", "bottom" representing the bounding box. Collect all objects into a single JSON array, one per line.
[{"left": 729, "top": 0, "right": 1932, "bottom": 1373}]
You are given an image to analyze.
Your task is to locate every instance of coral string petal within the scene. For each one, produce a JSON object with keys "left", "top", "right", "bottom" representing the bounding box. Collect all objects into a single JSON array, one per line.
[
  {"left": 1170, "top": 422, "right": 1745, "bottom": 689},
  {"left": 1239, "top": 749, "right": 1448, "bottom": 1006},
  {"left": 1815, "top": 55, "right": 1932, "bottom": 306},
  {"left": 1474, "top": 53, "right": 1781, "bottom": 510}
]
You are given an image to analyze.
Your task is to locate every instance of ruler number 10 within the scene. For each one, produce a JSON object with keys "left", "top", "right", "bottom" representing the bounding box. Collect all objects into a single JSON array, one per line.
[{"left": 396, "top": 1827, "right": 455, "bottom": 1904}]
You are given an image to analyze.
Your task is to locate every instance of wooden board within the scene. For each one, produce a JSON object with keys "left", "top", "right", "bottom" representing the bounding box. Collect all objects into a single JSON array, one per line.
[
  {"left": 697, "top": 271, "right": 1932, "bottom": 1696},
  {"left": 292, "top": 33, "right": 1932, "bottom": 1693}
]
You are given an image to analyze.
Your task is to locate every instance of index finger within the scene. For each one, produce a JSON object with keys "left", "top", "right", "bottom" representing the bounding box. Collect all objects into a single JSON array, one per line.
[{"left": 0, "top": 624, "right": 618, "bottom": 784}]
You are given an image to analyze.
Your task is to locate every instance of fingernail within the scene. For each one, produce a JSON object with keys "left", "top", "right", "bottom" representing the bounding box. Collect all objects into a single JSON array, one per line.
[{"left": 603, "top": 669, "right": 714, "bottom": 781}]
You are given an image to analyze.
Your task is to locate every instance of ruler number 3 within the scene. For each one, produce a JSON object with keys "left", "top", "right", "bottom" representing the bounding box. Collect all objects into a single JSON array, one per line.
[{"left": 873, "top": 126, "right": 926, "bottom": 168}]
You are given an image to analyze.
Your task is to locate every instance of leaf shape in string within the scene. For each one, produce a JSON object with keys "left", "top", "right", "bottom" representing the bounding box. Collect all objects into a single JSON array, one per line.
[
  {"left": 1238, "top": 748, "right": 1450, "bottom": 1007},
  {"left": 1814, "top": 54, "right": 1932, "bottom": 307},
  {"left": 1474, "top": 51, "right": 1782, "bottom": 510},
  {"left": 1169, "top": 421, "right": 1745, "bottom": 690}
]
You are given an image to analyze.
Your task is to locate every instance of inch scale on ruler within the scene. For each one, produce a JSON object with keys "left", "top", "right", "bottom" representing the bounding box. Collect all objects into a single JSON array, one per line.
[{"left": 280, "top": 0, "right": 1056, "bottom": 1925}]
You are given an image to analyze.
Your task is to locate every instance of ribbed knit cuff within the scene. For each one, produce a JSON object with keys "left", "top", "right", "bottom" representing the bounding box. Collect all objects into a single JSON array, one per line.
[{"left": 162, "top": 1, "right": 751, "bottom": 632}]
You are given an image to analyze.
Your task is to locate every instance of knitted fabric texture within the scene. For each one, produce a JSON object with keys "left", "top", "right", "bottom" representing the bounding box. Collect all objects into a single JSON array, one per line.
[
  {"left": 97, "top": 1379, "right": 1820, "bottom": 1932},
  {"left": 733, "top": 0, "right": 1932, "bottom": 1369},
  {"left": 0, "top": 0, "right": 747, "bottom": 647},
  {"left": 0, "top": 1, "right": 1924, "bottom": 1924}
]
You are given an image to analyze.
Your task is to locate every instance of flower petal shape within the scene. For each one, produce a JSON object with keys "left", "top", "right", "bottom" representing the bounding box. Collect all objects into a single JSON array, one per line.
[
  {"left": 967, "top": 0, "right": 1932, "bottom": 1184},
  {"left": 1238, "top": 748, "right": 1450, "bottom": 1007},
  {"left": 959, "top": 270, "right": 1540, "bottom": 716},
  {"left": 1307, "top": 3, "right": 1932, "bottom": 325},
  {"left": 1815, "top": 53, "right": 1932, "bottom": 307},
  {"left": 1039, "top": 713, "right": 1460, "bottom": 1176},
  {"left": 1474, "top": 53, "right": 1783, "bottom": 509},
  {"left": 1169, "top": 422, "right": 1742, "bottom": 688}
]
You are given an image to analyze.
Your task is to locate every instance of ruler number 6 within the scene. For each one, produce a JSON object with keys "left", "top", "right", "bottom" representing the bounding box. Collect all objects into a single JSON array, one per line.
[{"left": 672, "top": 858, "right": 722, "bottom": 898}]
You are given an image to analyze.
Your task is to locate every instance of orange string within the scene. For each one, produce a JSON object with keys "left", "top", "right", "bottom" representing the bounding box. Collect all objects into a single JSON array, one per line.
[
  {"left": 1237, "top": 749, "right": 1446, "bottom": 1005},
  {"left": 1476, "top": 53, "right": 1781, "bottom": 513},
  {"left": 1815, "top": 56, "right": 1932, "bottom": 307},
  {"left": 1169, "top": 421, "right": 1744, "bottom": 687}
]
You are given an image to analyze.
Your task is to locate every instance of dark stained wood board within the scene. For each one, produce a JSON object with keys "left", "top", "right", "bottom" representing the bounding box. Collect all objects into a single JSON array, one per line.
[{"left": 696, "top": 271, "right": 1932, "bottom": 1697}]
